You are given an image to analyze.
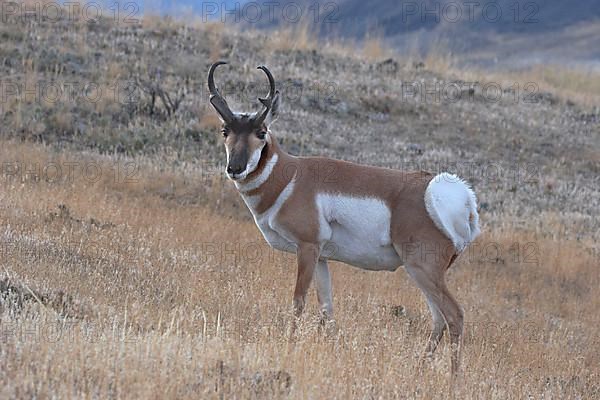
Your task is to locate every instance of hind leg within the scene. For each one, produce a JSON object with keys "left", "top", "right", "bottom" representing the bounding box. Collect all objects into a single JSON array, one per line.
[
  {"left": 400, "top": 250, "right": 464, "bottom": 375},
  {"left": 423, "top": 295, "right": 446, "bottom": 355},
  {"left": 422, "top": 254, "right": 459, "bottom": 355}
]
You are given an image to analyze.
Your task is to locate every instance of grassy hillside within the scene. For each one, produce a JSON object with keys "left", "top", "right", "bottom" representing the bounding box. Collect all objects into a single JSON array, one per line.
[{"left": 0, "top": 7, "right": 599, "bottom": 399}]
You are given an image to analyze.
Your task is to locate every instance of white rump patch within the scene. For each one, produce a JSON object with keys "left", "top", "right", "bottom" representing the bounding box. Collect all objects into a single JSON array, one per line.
[{"left": 424, "top": 172, "right": 480, "bottom": 252}]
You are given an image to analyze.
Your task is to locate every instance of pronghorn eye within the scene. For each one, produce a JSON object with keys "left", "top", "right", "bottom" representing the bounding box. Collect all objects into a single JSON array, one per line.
[
  {"left": 257, "top": 131, "right": 267, "bottom": 140},
  {"left": 221, "top": 128, "right": 229, "bottom": 137}
]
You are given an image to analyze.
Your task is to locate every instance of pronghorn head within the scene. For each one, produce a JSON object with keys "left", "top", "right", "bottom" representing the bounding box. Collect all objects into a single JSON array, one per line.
[{"left": 208, "top": 61, "right": 281, "bottom": 181}]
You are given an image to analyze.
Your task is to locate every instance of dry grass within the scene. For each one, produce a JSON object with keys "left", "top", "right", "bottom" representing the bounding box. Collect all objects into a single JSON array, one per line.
[
  {"left": 265, "top": 22, "right": 396, "bottom": 63},
  {"left": 426, "top": 58, "right": 600, "bottom": 109},
  {"left": 483, "top": 65, "right": 600, "bottom": 109},
  {"left": 361, "top": 34, "right": 391, "bottom": 61},
  {"left": 266, "top": 21, "right": 318, "bottom": 53},
  {"left": 520, "top": 65, "right": 600, "bottom": 107},
  {"left": 1, "top": 140, "right": 598, "bottom": 399},
  {"left": 401, "top": 33, "right": 600, "bottom": 109}
]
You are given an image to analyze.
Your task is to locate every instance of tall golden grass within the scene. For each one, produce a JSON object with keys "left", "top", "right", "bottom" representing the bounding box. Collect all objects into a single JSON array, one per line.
[{"left": 1, "top": 140, "right": 598, "bottom": 398}]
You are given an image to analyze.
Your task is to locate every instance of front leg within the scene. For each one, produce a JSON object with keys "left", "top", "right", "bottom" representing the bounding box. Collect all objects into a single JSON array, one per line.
[
  {"left": 293, "top": 242, "right": 320, "bottom": 317},
  {"left": 314, "top": 259, "right": 333, "bottom": 322}
]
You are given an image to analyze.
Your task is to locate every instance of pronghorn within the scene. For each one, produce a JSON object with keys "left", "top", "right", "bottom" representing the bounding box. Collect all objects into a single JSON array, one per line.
[{"left": 207, "top": 62, "right": 480, "bottom": 373}]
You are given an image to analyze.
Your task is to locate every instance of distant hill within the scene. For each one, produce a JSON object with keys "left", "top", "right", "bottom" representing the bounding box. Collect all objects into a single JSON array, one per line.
[
  {"left": 246, "top": 0, "right": 600, "bottom": 68},
  {"left": 142, "top": 0, "right": 600, "bottom": 69},
  {"left": 241, "top": 0, "right": 600, "bottom": 33}
]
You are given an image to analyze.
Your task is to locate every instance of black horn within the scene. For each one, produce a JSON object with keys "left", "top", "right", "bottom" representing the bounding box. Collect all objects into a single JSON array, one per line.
[
  {"left": 208, "top": 61, "right": 235, "bottom": 123},
  {"left": 254, "top": 65, "right": 277, "bottom": 126}
]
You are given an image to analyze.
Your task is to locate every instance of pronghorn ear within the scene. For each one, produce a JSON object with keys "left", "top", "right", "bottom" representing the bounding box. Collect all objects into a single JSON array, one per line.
[{"left": 262, "top": 90, "right": 280, "bottom": 126}]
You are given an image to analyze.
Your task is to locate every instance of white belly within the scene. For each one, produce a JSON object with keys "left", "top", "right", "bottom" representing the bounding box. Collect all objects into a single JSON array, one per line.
[{"left": 317, "top": 194, "right": 402, "bottom": 271}]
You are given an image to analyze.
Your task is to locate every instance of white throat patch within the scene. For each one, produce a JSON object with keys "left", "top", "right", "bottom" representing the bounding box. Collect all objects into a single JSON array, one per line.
[{"left": 235, "top": 153, "right": 279, "bottom": 192}]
